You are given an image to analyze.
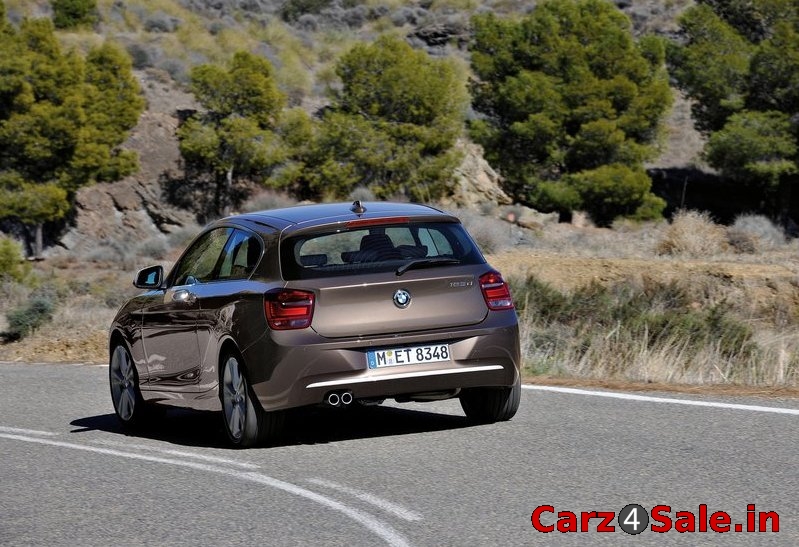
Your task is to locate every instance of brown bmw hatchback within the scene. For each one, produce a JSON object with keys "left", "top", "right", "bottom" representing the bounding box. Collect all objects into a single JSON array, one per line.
[{"left": 109, "top": 201, "right": 521, "bottom": 446}]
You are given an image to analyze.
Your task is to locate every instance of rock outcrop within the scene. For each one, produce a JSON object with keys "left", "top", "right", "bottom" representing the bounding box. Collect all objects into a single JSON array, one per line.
[
  {"left": 55, "top": 70, "right": 198, "bottom": 255},
  {"left": 442, "top": 139, "right": 512, "bottom": 209}
]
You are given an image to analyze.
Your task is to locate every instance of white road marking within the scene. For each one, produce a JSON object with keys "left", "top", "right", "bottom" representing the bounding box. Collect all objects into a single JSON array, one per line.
[
  {"left": 306, "top": 365, "right": 503, "bottom": 389},
  {"left": 0, "top": 426, "right": 58, "bottom": 436},
  {"left": 523, "top": 385, "right": 799, "bottom": 415},
  {"left": 90, "top": 439, "right": 261, "bottom": 469},
  {"left": 0, "top": 433, "right": 412, "bottom": 547},
  {"left": 307, "top": 478, "right": 423, "bottom": 522}
]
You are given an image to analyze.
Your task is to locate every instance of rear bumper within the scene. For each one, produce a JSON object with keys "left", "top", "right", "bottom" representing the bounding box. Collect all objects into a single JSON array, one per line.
[{"left": 244, "top": 311, "right": 520, "bottom": 411}]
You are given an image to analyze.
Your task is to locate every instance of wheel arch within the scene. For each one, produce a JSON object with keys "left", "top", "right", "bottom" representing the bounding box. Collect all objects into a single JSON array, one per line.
[
  {"left": 217, "top": 337, "right": 244, "bottom": 382},
  {"left": 108, "top": 329, "right": 128, "bottom": 362}
]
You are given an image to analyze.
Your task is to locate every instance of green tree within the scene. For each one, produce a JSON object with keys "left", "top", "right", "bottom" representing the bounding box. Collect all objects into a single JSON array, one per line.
[
  {"left": 0, "top": 16, "right": 143, "bottom": 257},
  {"left": 566, "top": 164, "right": 665, "bottom": 226},
  {"left": 705, "top": 111, "right": 797, "bottom": 212},
  {"left": 469, "top": 0, "right": 670, "bottom": 225},
  {"left": 178, "top": 52, "right": 287, "bottom": 218},
  {"left": 69, "top": 42, "right": 145, "bottom": 188},
  {"left": 295, "top": 35, "right": 468, "bottom": 202},
  {"left": 670, "top": 0, "right": 799, "bottom": 220},
  {"left": 667, "top": 4, "right": 753, "bottom": 132},
  {"left": 0, "top": 234, "right": 31, "bottom": 282},
  {"left": 51, "top": 0, "right": 98, "bottom": 29}
]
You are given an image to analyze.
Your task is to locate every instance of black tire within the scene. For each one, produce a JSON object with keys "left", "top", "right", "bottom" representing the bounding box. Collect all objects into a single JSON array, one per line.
[
  {"left": 459, "top": 375, "right": 521, "bottom": 424},
  {"left": 109, "top": 344, "right": 150, "bottom": 428},
  {"left": 220, "top": 351, "right": 283, "bottom": 448}
]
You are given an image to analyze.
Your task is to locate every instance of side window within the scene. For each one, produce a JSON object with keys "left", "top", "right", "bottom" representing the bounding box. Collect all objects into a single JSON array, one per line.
[
  {"left": 429, "top": 229, "right": 454, "bottom": 256},
  {"left": 417, "top": 228, "right": 453, "bottom": 256},
  {"left": 218, "top": 230, "right": 262, "bottom": 280},
  {"left": 171, "top": 228, "right": 232, "bottom": 286},
  {"left": 385, "top": 227, "right": 414, "bottom": 246}
]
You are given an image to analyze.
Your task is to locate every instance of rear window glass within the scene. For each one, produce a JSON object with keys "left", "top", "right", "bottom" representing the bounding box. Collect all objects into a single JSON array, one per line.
[{"left": 280, "top": 221, "right": 483, "bottom": 280}]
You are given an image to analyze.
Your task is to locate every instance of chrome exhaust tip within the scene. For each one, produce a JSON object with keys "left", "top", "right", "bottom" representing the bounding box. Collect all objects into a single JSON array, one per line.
[
  {"left": 326, "top": 392, "right": 340, "bottom": 407},
  {"left": 340, "top": 391, "right": 353, "bottom": 405}
]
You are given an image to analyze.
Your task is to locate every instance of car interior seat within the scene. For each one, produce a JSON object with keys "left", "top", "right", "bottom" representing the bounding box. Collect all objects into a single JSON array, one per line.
[{"left": 357, "top": 233, "right": 401, "bottom": 262}]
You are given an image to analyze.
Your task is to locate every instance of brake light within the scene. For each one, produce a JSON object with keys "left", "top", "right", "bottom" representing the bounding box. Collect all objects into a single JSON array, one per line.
[
  {"left": 265, "top": 289, "right": 315, "bottom": 330},
  {"left": 479, "top": 271, "right": 514, "bottom": 310},
  {"left": 345, "top": 217, "right": 409, "bottom": 228}
]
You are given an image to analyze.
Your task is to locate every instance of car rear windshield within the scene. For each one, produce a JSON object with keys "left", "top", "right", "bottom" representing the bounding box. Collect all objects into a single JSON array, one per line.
[{"left": 280, "top": 221, "right": 484, "bottom": 280}]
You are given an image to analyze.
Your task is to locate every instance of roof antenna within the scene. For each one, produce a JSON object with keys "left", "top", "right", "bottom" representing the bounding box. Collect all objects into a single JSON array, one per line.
[{"left": 351, "top": 200, "right": 366, "bottom": 214}]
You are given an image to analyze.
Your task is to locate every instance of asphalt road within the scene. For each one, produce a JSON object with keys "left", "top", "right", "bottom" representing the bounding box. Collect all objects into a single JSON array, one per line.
[{"left": 1, "top": 362, "right": 797, "bottom": 546}]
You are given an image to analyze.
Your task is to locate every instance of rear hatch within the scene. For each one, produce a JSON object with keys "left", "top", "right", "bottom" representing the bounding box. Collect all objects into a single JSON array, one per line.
[
  {"left": 305, "top": 268, "right": 488, "bottom": 337},
  {"left": 279, "top": 219, "right": 492, "bottom": 338}
]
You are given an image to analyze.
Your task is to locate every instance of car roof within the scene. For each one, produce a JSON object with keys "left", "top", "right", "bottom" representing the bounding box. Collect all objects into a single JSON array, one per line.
[{"left": 223, "top": 201, "right": 459, "bottom": 234}]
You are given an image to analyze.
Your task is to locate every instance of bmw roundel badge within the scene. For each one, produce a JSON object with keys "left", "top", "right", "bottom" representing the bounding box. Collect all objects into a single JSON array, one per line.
[{"left": 393, "top": 289, "right": 411, "bottom": 309}]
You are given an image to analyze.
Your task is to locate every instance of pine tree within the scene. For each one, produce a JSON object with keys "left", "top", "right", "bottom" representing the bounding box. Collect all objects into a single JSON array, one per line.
[
  {"left": 0, "top": 16, "right": 143, "bottom": 257},
  {"left": 298, "top": 36, "right": 468, "bottom": 201},
  {"left": 670, "top": 0, "right": 799, "bottom": 221},
  {"left": 469, "top": 0, "right": 671, "bottom": 225},
  {"left": 178, "top": 52, "right": 288, "bottom": 218}
]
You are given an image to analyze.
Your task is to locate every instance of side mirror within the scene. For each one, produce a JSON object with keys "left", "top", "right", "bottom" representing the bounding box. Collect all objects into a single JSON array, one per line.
[{"left": 134, "top": 265, "right": 164, "bottom": 289}]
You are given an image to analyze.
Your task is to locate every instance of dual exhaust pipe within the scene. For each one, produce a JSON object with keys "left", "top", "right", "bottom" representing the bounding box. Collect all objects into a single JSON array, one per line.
[{"left": 325, "top": 390, "right": 353, "bottom": 407}]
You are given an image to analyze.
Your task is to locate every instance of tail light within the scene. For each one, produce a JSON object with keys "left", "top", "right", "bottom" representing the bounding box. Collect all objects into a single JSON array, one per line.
[
  {"left": 479, "top": 271, "right": 514, "bottom": 310},
  {"left": 265, "top": 289, "right": 315, "bottom": 330}
]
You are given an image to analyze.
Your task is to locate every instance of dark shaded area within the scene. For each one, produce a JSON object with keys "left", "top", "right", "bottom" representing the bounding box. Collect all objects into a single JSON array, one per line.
[
  {"left": 70, "top": 404, "right": 472, "bottom": 449},
  {"left": 648, "top": 167, "right": 799, "bottom": 225},
  {"left": 0, "top": 212, "right": 74, "bottom": 258},
  {"left": 160, "top": 170, "right": 253, "bottom": 225}
]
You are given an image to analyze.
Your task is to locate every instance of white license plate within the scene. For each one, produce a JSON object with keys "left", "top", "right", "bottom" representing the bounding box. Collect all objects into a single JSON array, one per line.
[{"left": 367, "top": 344, "right": 450, "bottom": 369}]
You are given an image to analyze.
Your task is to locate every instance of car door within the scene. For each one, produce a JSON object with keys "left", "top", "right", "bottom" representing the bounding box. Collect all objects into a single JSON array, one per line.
[
  {"left": 140, "top": 227, "right": 232, "bottom": 392},
  {"left": 190, "top": 228, "right": 264, "bottom": 392}
]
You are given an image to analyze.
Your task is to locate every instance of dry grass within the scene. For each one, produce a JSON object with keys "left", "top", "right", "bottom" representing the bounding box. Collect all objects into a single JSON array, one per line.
[
  {"left": 523, "top": 325, "right": 799, "bottom": 386},
  {"left": 514, "top": 273, "right": 799, "bottom": 387},
  {"left": 454, "top": 208, "right": 528, "bottom": 254},
  {"left": 494, "top": 209, "right": 799, "bottom": 389},
  {"left": 656, "top": 210, "right": 730, "bottom": 257}
]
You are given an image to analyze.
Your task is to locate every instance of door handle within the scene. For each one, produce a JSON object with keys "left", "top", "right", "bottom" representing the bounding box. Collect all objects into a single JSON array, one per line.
[{"left": 172, "top": 289, "right": 197, "bottom": 305}]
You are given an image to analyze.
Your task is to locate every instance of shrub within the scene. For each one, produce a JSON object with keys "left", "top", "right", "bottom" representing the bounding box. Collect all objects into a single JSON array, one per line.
[
  {"left": 86, "top": 241, "right": 136, "bottom": 270},
  {"left": 167, "top": 224, "right": 202, "bottom": 249},
  {"left": 5, "top": 296, "right": 54, "bottom": 340},
  {"left": 347, "top": 186, "right": 375, "bottom": 203},
  {"left": 513, "top": 274, "right": 760, "bottom": 383},
  {"left": 729, "top": 214, "right": 785, "bottom": 251},
  {"left": 51, "top": 0, "right": 98, "bottom": 29},
  {"left": 296, "top": 13, "right": 319, "bottom": 32},
  {"left": 339, "top": 5, "right": 370, "bottom": 28},
  {"left": 567, "top": 164, "right": 665, "bottom": 226},
  {"left": 241, "top": 190, "right": 298, "bottom": 213},
  {"left": 508, "top": 275, "right": 568, "bottom": 318},
  {"left": 158, "top": 58, "right": 189, "bottom": 83},
  {"left": 655, "top": 210, "right": 728, "bottom": 257},
  {"left": 136, "top": 237, "right": 169, "bottom": 260},
  {"left": 391, "top": 6, "right": 428, "bottom": 26},
  {"left": 0, "top": 236, "right": 30, "bottom": 283},
  {"left": 726, "top": 227, "right": 758, "bottom": 254},
  {"left": 144, "top": 12, "right": 181, "bottom": 33},
  {"left": 455, "top": 209, "right": 514, "bottom": 254},
  {"left": 280, "top": 0, "right": 332, "bottom": 22},
  {"left": 126, "top": 43, "right": 154, "bottom": 69}
]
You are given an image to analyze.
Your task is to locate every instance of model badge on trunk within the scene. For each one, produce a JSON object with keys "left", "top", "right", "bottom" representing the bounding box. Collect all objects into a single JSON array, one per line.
[{"left": 393, "top": 289, "right": 411, "bottom": 308}]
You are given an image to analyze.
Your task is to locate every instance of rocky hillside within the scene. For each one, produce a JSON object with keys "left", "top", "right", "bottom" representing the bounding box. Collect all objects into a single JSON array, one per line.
[{"left": 27, "top": 0, "right": 701, "bottom": 252}]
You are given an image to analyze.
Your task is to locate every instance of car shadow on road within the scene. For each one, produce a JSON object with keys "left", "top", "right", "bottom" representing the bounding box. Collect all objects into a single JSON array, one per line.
[{"left": 69, "top": 405, "right": 474, "bottom": 449}]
